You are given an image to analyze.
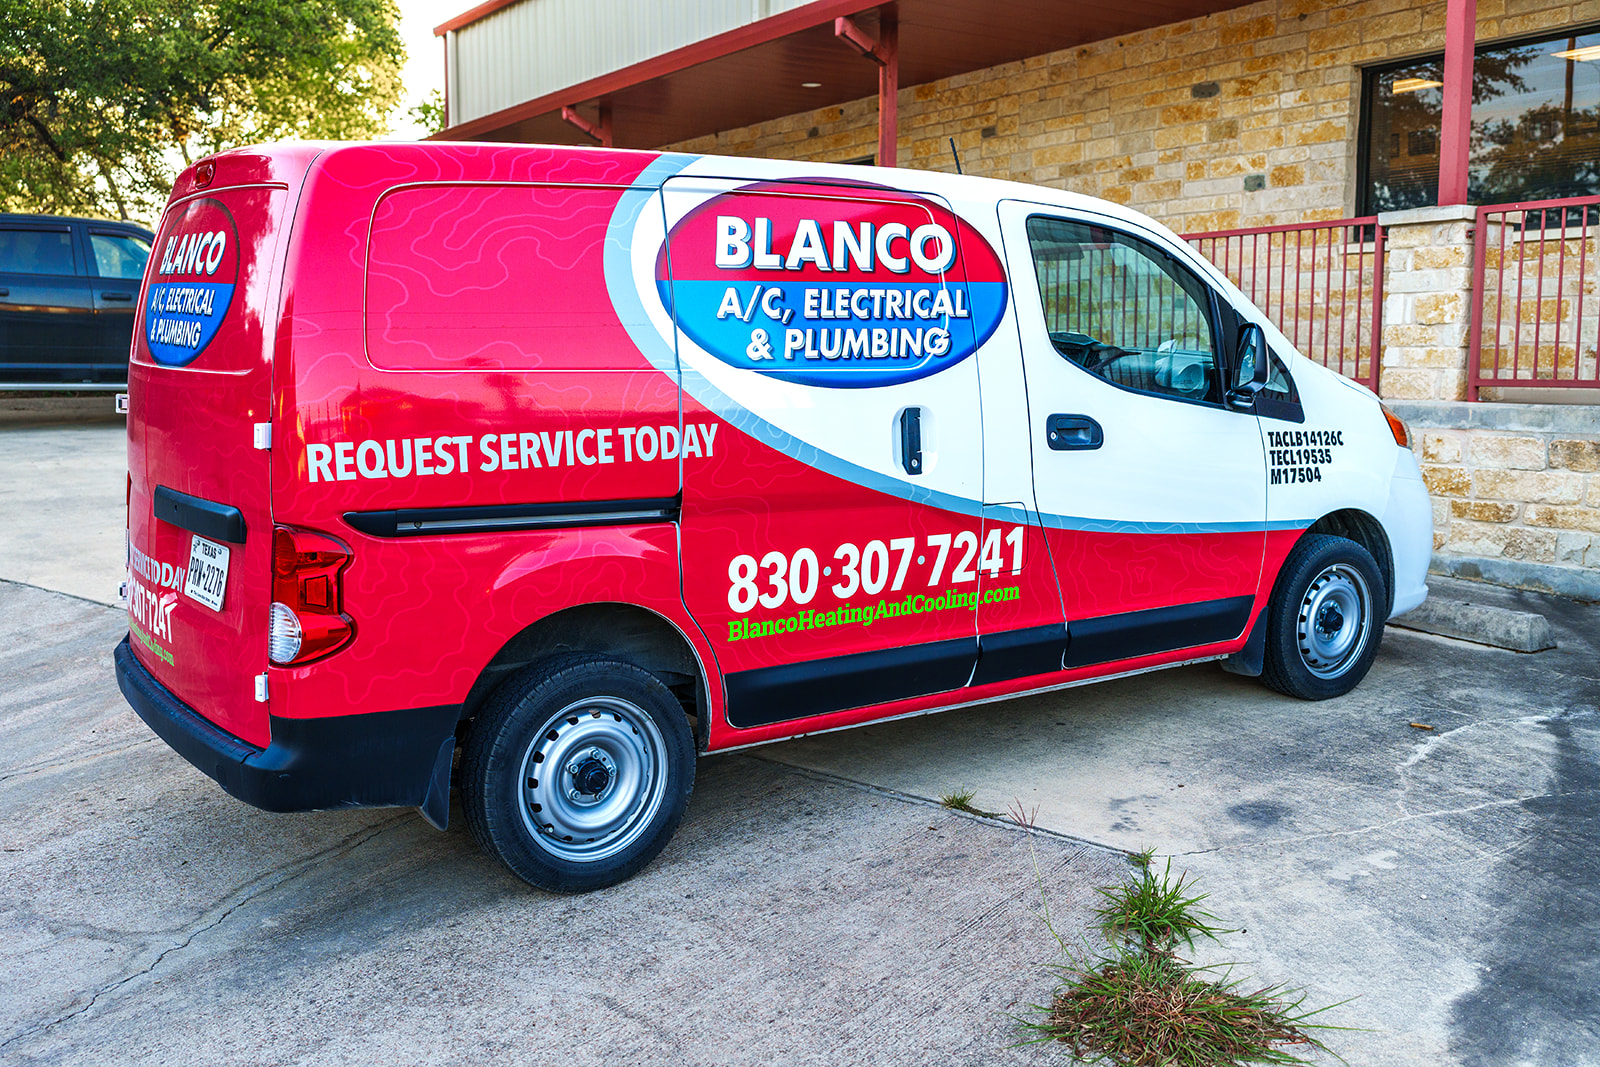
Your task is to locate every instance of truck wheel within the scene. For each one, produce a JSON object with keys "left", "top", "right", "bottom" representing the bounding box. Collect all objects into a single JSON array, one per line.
[
  {"left": 462, "top": 654, "right": 695, "bottom": 892},
  {"left": 1261, "top": 534, "right": 1385, "bottom": 701}
]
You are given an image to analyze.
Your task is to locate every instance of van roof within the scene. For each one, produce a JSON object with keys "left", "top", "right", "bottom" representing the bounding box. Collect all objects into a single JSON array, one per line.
[{"left": 199, "top": 140, "right": 1171, "bottom": 245}]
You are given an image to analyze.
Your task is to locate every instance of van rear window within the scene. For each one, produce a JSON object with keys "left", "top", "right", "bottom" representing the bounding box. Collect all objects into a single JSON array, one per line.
[{"left": 365, "top": 184, "right": 636, "bottom": 372}]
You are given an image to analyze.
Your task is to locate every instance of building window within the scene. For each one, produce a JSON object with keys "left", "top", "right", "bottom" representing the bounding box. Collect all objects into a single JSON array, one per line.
[{"left": 1362, "top": 26, "right": 1600, "bottom": 212}]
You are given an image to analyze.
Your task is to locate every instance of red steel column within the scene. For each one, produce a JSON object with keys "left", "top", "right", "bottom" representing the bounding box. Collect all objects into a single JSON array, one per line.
[
  {"left": 1438, "top": 0, "right": 1476, "bottom": 205},
  {"left": 877, "top": 9, "right": 898, "bottom": 168},
  {"left": 835, "top": 8, "right": 898, "bottom": 168},
  {"left": 441, "top": 34, "right": 451, "bottom": 130},
  {"left": 560, "top": 104, "right": 613, "bottom": 147}
]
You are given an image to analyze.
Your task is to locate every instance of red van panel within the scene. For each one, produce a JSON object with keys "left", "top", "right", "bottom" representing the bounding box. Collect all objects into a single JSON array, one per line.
[
  {"left": 266, "top": 144, "right": 706, "bottom": 722},
  {"left": 127, "top": 165, "right": 309, "bottom": 748}
]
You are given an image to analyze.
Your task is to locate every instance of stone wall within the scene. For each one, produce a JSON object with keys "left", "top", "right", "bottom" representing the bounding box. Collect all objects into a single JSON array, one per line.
[
  {"left": 664, "top": 0, "right": 1592, "bottom": 233},
  {"left": 1394, "top": 403, "right": 1600, "bottom": 598}
]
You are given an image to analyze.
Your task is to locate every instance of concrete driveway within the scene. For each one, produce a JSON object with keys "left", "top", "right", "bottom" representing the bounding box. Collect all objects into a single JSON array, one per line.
[{"left": 3, "top": 412, "right": 1597, "bottom": 1065}]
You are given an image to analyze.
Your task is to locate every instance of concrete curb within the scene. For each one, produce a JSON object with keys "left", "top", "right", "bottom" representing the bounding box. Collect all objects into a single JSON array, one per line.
[
  {"left": 0, "top": 396, "right": 124, "bottom": 427},
  {"left": 1390, "top": 596, "right": 1556, "bottom": 652},
  {"left": 1430, "top": 554, "right": 1600, "bottom": 604}
]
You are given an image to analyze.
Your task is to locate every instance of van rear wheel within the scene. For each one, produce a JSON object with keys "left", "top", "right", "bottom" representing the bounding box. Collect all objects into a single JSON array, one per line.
[
  {"left": 1261, "top": 534, "right": 1385, "bottom": 701},
  {"left": 462, "top": 654, "right": 695, "bottom": 892}
]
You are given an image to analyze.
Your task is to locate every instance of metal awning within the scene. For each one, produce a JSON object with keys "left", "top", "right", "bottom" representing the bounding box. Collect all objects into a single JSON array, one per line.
[{"left": 432, "top": 0, "right": 1259, "bottom": 155}]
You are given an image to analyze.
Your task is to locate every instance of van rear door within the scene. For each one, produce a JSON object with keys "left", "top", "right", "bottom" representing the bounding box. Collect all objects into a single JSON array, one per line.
[{"left": 127, "top": 183, "right": 291, "bottom": 749}]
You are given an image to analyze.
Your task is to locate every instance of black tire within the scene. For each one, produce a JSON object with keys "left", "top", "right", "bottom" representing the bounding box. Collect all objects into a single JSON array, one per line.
[
  {"left": 1261, "top": 534, "right": 1386, "bottom": 700},
  {"left": 461, "top": 654, "right": 695, "bottom": 892}
]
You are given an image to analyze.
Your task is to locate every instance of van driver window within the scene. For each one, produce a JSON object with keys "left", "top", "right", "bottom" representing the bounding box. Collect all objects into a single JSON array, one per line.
[{"left": 1025, "top": 217, "right": 1220, "bottom": 404}]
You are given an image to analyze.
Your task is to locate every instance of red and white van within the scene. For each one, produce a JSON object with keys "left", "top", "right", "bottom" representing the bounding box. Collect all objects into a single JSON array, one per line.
[{"left": 116, "top": 143, "right": 1430, "bottom": 891}]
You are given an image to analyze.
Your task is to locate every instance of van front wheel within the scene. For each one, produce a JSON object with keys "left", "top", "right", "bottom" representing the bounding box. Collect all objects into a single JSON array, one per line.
[
  {"left": 1261, "top": 534, "right": 1385, "bottom": 700},
  {"left": 462, "top": 655, "right": 695, "bottom": 892}
]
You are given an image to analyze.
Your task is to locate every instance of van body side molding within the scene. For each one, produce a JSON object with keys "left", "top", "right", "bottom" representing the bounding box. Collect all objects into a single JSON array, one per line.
[
  {"left": 152, "top": 485, "right": 246, "bottom": 544},
  {"left": 1064, "top": 595, "right": 1254, "bottom": 668},
  {"left": 343, "top": 496, "right": 681, "bottom": 538},
  {"left": 972, "top": 623, "right": 1070, "bottom": 685},
  {"left": 725, "top": 636, "right": 978, "bottom": 729}
]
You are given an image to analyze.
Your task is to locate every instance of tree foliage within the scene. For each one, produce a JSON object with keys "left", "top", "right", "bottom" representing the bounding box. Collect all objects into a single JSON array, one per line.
[
  {"left": 1, "top": 0, "right": 404, "bottom": 223},
  {"left": 406, "top": 88, "right": 445, "bottom": 137}
]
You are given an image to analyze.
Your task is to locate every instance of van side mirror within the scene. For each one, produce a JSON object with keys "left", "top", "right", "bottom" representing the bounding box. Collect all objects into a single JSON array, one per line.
[{"left": 1227, "top": 323, "right": 1270, "bottom": 410}]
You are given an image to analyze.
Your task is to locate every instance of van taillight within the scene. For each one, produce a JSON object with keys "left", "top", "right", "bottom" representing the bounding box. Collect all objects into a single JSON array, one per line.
[{"left": 270, "top": 526, "right": 354, "bottom": 666}]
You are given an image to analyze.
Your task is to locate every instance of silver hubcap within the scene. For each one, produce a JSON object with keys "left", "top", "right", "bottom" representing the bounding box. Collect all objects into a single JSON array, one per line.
[
  {"left": 1296, "top": 564, "right": 1372, "bottom": 679},
  {"left": 518, "top": 696, "right": 667, "bottom": 862}
]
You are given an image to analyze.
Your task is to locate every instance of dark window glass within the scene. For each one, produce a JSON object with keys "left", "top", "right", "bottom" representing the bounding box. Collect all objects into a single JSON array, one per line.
[
  {"left": 1025, "top": 216, "right": 1220, "bottom": 404},
  {"left": 1363, "top": 28, "right": 1600, "bottom": 211},
  {"left": 90, "top": 233, "right": 151, "bottom": 279},
  {"left": 0, "top": 229, "right": 76, "bottom": 275}
]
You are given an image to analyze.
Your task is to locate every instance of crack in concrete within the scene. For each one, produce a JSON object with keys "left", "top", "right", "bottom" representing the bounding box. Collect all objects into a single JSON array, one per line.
[
  {"left": 1398, "top": 710, "right": 1596, "bottom": 772},
  {"left": 0, "top": 813, "right": 412, "bottom": 1052},
  {"left": 0, "top": 577, "right": 123, "bottom": 614},
  {"left": 750, "top": 754, "right": 1123, "bottom": 855},
  {"left": 0, "top": 737, "right": 157, "bottom": 784},
  {"left": 1180, "top": 789, "right": 1597, "bottom": 855}
]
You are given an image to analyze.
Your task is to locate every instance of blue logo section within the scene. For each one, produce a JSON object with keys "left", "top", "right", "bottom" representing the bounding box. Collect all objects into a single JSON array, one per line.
[
  {"left": 663, "top": 279, "right": 1008, "bottom": 389},
  {"left": 144, "top": 282, "right": 235, "bottom": 367}
]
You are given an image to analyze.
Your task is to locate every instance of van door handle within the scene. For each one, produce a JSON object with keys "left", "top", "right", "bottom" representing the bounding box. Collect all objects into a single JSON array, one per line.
[
  {"left": 1046, "top": 414, "right": 1103, "bottom": 451},
  {"left": 899, "top": 406, "right": 923, "bottom": 475},
  {"left": 100, "top": 292, "right": 133, "bottom": 301},
  {"left": 0, "top": 288, "right": 8, "bottom": 297}
]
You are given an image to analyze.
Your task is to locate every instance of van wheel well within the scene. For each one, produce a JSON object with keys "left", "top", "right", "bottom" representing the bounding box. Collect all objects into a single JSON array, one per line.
[
  {"left": 460, "top": 604, "right": 708, "bottom": 752},
  {"left": 1305, "top": 510, "right": 1393, "bottom": 618}
]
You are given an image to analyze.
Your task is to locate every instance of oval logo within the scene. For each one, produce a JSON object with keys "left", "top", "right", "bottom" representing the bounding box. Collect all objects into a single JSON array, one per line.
[
  {"left": 144, "top": 197, "right": 239, "bottom": 367},
  {"left": 658, "top": 182, "right": 1006, "bottom": 388}
]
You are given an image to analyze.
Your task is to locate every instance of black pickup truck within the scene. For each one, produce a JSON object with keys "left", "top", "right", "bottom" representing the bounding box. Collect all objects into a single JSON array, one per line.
[{"left": 1, "top": 213, "right": 154, "bottom": 387}]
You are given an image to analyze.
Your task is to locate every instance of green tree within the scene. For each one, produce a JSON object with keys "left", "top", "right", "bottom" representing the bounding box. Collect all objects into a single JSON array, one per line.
[
  {"left": 406, "top": 88, "right": 445, "bottom": 137},
  {"left": 1, "top": 0, "right": 404, "bottom": 223}
]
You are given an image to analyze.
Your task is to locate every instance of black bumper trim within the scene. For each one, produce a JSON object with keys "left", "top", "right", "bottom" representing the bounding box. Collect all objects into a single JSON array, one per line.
[
  {"left": 115, "top": 636, "right": 459, "bottom": 816},
  {"left": 153, "top": 485, "right": 246, "bottom": 544}
]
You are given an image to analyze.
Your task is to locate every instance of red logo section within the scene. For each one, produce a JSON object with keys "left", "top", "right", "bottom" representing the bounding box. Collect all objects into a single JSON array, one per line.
[
  {"left": 144, "top": 197, "right": 239, "bottom": 366},
  {"left": 659, "top": 182, "right": 1007, "bottom": 388}
]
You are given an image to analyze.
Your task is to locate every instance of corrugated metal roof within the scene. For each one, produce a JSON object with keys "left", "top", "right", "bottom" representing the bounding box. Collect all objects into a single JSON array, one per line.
[{"left": 449, "top": 0, "right": 813, "bottom": 126}]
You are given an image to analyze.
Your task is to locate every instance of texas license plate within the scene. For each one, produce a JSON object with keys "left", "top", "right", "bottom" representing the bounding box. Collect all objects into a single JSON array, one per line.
[{"left": 184, "top": 534, "right": 230, "bottom": 612}]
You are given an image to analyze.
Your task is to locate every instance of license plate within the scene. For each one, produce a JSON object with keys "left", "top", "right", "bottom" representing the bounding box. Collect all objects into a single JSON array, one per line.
[{"left": 184, "top": 535, "right": 230, "bottom": 612}]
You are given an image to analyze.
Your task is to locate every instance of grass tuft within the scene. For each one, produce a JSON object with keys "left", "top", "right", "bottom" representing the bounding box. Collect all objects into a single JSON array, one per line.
[
  {"left": 1020, "top": 859, "right": 1349, "bottom": 1065},
  {"left": 1095, "top": 858, "right": 1229, "bottom": 958},
  {"left": 1034, "top": 949, "right": 1341, "bottom": 1066},
  {"left": 939, "top": 787, "right": 1000, "bottom": 819},
  {"left": 1008, "top": 799, "right": 1041, "bottom": 830}
]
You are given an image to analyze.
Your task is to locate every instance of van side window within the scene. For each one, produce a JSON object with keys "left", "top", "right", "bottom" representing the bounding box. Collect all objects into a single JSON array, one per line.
[
  {"left": 1025, "top": 217, "right": 1220, "bottom": 404},
  {"left": 366, "top": 185, "right": 640, "bottom": 372}
]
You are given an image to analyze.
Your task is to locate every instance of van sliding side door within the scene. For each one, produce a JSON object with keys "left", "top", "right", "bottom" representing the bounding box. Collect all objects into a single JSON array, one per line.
[{"left": 662, "top": 176, "right": 988, "bottom": 730}]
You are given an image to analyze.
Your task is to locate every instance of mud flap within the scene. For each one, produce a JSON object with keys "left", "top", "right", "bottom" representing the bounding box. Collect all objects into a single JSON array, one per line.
[
  {"left": 1221, "top": 609, "right": 1267, "bottom": 677},
  {"left": 418, "top": 736, "right": 455, "bottom": 831}
]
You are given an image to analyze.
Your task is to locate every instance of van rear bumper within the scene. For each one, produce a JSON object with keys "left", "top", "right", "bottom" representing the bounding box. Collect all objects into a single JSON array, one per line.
[{"left": 114, "top": 636, "right": 459, "bottom": 825}]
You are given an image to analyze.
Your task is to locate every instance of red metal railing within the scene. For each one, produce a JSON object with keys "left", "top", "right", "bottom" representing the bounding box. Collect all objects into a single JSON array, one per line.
[
  {"left": 1183, "top": 217, "right": 1385, "bottom": 392},
  {"left": 1469, "top": 195, "right": 1600, "bottom": 399}
]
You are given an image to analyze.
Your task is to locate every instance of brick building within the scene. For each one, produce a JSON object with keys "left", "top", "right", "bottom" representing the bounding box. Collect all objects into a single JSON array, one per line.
[{"left": 433, "top": 0, "right": 1600, "bottom": 598}]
